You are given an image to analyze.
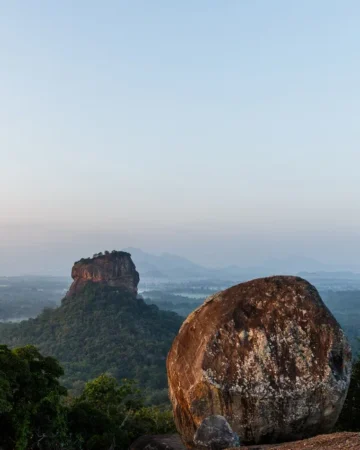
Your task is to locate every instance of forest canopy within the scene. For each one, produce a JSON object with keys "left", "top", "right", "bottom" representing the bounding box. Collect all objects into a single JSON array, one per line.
[{"left": 0, "top": 344, "right": 175, "bottom": 450}]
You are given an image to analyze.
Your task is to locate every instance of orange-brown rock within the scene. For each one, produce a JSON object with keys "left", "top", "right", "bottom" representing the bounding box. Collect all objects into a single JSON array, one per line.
[
  {"left": 167, "top": 276, "right": 352, "bottom": 448},
  {"left": 66, "top": 251, "right": 139, "bottom": 297},
  {"left": 130, "top": 432, "right": 360, "bottom": 450},
  {"left": 241, "top": 432, "right": 360, "bottom": 449}
]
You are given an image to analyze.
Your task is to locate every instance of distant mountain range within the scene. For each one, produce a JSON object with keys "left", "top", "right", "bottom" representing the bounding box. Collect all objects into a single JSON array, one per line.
[
  {"left": 123, "top": 247, "right": 360, "bottom": 282},
  {"left": 1, "top": 244, "right": 359, "bottom": 280},
  {"left": 122, "top": 247, "right": 211, "bottom": 280}
]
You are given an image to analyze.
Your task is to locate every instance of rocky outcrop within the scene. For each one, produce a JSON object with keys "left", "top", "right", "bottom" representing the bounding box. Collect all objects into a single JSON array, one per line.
[
  {"left": 167, "top": 276, "right": 352, "bottom": 448},
  {"left": 66, "top": 251, "right": 139, "bottom": 297}
]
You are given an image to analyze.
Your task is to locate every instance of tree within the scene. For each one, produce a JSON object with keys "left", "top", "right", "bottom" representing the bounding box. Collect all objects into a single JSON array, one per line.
[
  {"left": 68, "top": 374, "right": 175, "bottom": 450},
  {"left": 0, "top": 346, "right": 176, "bottom": 450},
  {"left": 336, "top": 356, "right": 360, "bottom": 431},
  {"left": 0, "top": 345, "right": 67, "bottom": 450}
]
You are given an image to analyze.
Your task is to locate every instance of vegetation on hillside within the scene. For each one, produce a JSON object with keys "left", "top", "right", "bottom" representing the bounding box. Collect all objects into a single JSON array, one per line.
[
  {"left": 0, "top": 344, "right": 67, "bottom": 450},
  {"left": 336, "top": 356, "right": 360, "bottom": 431},
  {"left": 0, "top": 344, "right": 175, "bottom": 450},
  {"left": 1, "top": 343, "right": 360, "bottom": 449},
  {"left": 321, "top": 290, "right": 360, "bottom": 354},
  {"left": 76, "top": 250, "right": 131, "bottom": 264},
  {"left": 0, "top": 284, "right": 182, "bottom": 395}
]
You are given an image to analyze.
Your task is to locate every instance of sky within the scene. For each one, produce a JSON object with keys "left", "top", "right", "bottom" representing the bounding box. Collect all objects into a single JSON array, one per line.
[{"left": 1, "top": 1, "right": 360, "bottom": 274}]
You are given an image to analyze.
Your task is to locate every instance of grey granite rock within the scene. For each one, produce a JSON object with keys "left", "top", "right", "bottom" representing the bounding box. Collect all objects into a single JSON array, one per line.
[{"left": 194, "top": 415, "right": 238, "bottom": 449}]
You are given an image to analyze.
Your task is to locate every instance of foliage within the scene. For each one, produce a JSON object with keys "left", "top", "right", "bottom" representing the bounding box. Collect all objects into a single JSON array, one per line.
[
  {"left": 0, "top": 347, "right": 175, "bottom": 450},
  {"left": 336, "top": 356, "right": 360, "bottom": 431},
  {"left": 77, "top": 251, "right": 130, "bottom": 264},
  {"left": 0, "top": 344, "right": 68, "bottom": 450},
  {"left": 0, "top": 284, "right": 182, "bottom": 394},
  {"left": 321, "top": 290, "right": 360, "bottom": 354},
  {"left": 68, "top": 374, "right": 176, "bottom": 450}
]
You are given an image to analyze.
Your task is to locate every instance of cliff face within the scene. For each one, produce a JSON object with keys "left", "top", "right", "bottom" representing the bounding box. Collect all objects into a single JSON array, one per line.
[{"left": 66, "top": 251, "right": 140, "bottom": 297}]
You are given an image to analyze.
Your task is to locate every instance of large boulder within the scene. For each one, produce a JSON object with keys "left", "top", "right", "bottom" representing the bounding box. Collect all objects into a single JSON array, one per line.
[
  {"left": 66, "top": 251, "right": 139, "bottom": 297},
  {"left": 167, "top": 276, "right": 352, "bottom": 447}
]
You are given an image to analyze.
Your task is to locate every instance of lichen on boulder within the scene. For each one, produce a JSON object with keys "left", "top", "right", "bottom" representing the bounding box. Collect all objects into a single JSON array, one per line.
[{"left": 167, "top": 276, "right": 352, "bottom": 447}]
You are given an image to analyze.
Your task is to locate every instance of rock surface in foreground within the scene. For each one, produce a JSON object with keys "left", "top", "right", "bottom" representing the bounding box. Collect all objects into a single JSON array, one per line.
[
  {"left": 130, "top": 434, "right": 186, "bottom": 450},
  {"left": 194, "top": 415, "right": 238, "bottom": 449},
  {"left": 130, "top": 433, "right": 360, "bottom": 450},
  {"left": 66, "top": 251, "right": 139, "bottom": 297},
  {"left": 241, "top": 432, "right": 360, "bottom": 449},
  {"left": 167, "top": 276, "right": 352, "bottom": 447}
]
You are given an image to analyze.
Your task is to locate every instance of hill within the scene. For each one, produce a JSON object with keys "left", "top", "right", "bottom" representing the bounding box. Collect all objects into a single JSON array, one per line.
[
  {"left": 123, "top": 247, "right": 211, "bottom": 280},
  {"left": 125, "top": 248, "right": 360, "bottom": 283},
  {"left": 0, "top": 251, "right": 182, "bottom": 394}
]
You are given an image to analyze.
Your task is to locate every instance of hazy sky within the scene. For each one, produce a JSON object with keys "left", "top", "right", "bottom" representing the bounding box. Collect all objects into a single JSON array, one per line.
[{"left": 1, "top": 1, "right": 360, "bottom": 274}]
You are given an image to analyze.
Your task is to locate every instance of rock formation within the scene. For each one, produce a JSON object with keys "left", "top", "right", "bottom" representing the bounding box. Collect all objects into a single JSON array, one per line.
[
  {"left": 167, "top": 276, "right": 352, "bottom": 448},
  {"left": 66, "top": 251, "right": 139, "bottom": 297}
]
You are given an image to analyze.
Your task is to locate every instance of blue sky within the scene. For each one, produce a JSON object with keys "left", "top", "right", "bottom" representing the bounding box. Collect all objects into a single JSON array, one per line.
[{"left": 1, "top": 1, "right": 360, "bottom": 273}]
